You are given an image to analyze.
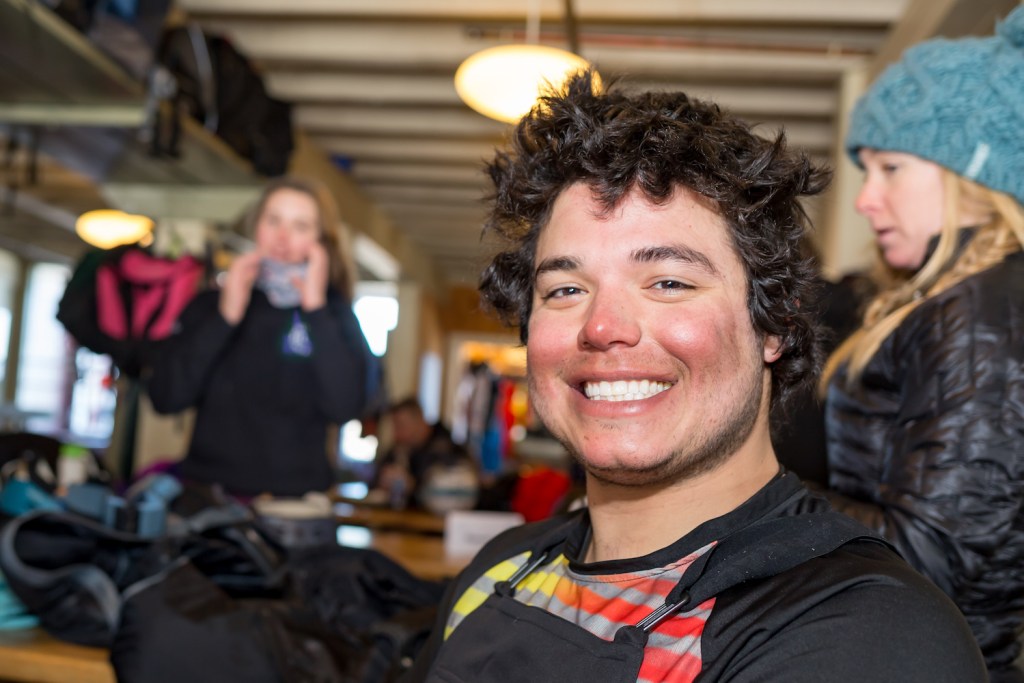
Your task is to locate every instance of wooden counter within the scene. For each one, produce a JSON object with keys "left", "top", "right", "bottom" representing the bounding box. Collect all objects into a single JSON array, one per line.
[
  {"left": 333, "top": 502, "right": 446, "bottom": 535},
  {"left": 336, "top": 524, "right": 471, "bottom": 581},
  {"left": 0, "top": 629, "right": 114, "bottom": 683}
]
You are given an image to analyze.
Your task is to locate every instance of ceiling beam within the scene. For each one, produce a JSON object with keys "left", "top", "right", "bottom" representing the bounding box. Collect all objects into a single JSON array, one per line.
[
  {"left": 353, "top": 162, "right": 489, "bottom": 187},
  {"left": 265, "top": 73, "right": 461, "bottom": 105},
  {"left": 295, "top": 105, "right": 508, "bottom": 137},
  {"left": 318, "top": 136, "right": 500, "bottom": 164},
  {"left": 364, "top": 184, "right": 486, "bottom": 204},
  {"left": 395, "top": 223, "right": 484, "bottom": 237},
  {"left": 0, "top": 102, "right": 146, "bottom": 127},
  {"left": 197, "top": 20, "right": 870, "bottom": 78},
  {"left": 314, "top": 117, "right": 833, "bottom": 155},
  {"left": 101, "top": 184, "right": 263, "bottom": 222},
  {"left": 272, "top": 72, "right": 837, "bottom": 119},
  {"left": 380, "top": 202, "right": 486, "bottom": 220},
  {"left": 182, "top": 0, "right": 908, "bottom": 25}
]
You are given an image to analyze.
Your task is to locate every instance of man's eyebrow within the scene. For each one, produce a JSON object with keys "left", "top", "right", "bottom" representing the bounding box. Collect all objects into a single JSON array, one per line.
[
  {"left": 631, "top": 245, "right": 719, "bottom": 275},
  {"left": 534, "top": 256, "right": 581, "bottom": 279}
]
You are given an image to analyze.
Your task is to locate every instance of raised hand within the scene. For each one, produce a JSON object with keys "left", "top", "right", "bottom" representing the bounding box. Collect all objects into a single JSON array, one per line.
[
  {"left": 298, "top": 242, "right": 329, "bottom": 311},
  {"left": 219, "top": 250, "right": 263, "bottom": 325}
]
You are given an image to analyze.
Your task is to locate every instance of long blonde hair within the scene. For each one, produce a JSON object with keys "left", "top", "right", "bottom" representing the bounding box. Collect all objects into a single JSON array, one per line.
[
  {"left": 822, "top": 171, "right": 1024, "bottom": 390},
  {"left": 247, "top": 176, "right": 357, "bottom": 301}
]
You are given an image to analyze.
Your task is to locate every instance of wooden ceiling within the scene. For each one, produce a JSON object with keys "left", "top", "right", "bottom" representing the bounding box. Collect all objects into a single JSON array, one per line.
[{"left": 1, "top": 0, "right": 1018, "bottom": 286}]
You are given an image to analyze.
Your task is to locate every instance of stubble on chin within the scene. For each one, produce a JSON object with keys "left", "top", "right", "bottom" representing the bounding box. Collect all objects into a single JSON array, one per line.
[{"left": 554, "top": 369, "right": 764, "bottom": 489}]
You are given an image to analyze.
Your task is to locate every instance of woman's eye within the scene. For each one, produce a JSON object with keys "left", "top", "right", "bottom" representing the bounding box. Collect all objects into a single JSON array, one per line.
[{"left": 881, "top": 163, "right": 899, "bottom": 174}]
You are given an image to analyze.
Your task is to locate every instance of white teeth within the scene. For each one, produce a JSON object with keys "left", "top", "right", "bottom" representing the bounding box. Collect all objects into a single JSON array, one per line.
[{"left": 582, "top": 380, "right": 671, "bottom": 401}]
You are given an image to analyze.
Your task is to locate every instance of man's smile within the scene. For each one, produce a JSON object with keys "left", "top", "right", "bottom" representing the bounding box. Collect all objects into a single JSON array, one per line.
[{"left": 581, "top": 379, "right": 673, "bottom": 402}]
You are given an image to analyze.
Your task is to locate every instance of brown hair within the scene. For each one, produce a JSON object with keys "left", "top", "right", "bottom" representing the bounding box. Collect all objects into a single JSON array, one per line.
[{"left": 479, "top": 71, "right": 831, "bottom": 413}]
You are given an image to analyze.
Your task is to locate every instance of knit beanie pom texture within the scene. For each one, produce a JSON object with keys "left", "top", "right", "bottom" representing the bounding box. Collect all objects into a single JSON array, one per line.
[{"left": 845, "top": 6, "right": 1024, "bottom": 205}]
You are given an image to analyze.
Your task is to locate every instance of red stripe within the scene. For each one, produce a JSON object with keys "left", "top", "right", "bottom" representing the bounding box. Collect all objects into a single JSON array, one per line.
[{"left": 638, "top": 647, "right": 704, "bottom": 682}]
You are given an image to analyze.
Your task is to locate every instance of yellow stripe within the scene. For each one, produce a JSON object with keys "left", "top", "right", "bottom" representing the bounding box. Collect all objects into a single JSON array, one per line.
[
  {"left": 444, "top": 554, "right": 526, "bottom": 639},
  {"left": 517, "top": 554, "right": 569, "bottom": 597}
]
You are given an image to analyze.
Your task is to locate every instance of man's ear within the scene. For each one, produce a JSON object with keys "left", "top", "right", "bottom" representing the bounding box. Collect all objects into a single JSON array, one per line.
[{"left": 763, "top": 335, "right": 783, "bottom": 363}]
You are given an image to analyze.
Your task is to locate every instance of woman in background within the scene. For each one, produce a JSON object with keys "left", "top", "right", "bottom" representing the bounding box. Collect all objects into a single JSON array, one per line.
[
  {"left": 148, "top": 176, "right": 375, "bottom": 498},
  {"left": 823, "top": 8, "right": 1024, "bottom": 681}
]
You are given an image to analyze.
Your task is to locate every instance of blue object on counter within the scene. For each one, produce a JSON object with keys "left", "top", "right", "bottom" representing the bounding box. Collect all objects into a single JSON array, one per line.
[
  {"left": 0, "top": 478, "right": 62, "bottom": 517},
  {"left": 0, "top": 572, "right": 37, "bottom": 631}
]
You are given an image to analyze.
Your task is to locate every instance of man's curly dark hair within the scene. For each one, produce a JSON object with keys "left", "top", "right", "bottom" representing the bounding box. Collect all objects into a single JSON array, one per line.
[{"left": 478, "top": 71, "right": 830, "bottom": 412}]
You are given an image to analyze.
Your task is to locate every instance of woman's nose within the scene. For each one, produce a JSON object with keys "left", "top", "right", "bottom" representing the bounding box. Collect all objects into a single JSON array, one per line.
[
  {"left": 854, "top": 178, "right": 879, "bottom": 217},
  {"left": 578, "top": 292, "right": 642, "bottom": 350},
  {"left": 272, "top": 227, "right": 294, "bottom": 250}
]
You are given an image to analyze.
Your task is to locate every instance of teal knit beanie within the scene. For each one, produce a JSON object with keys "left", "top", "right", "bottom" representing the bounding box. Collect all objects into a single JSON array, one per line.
[{"left": 846, "top": 6, "right": 1024, "bottom": 205}]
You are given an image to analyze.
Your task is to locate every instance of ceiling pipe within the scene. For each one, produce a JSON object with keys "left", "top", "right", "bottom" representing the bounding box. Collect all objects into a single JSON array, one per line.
[
  {"left": 563, "top": 0, "right": 580, "bottom": 55},
  {"left": 467, "top": 27, "right": 874, "bottom": 57}
]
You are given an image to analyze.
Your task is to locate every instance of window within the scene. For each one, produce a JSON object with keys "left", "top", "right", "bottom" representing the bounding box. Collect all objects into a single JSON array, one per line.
[
  {"left": 15, "top": 262, "right": 72, "bottom": 432},
  {"left": 353, "top": 283, "right": 399, "bottom": 357},
  {"left": 68, "top": 348, "right": 117, "bottom": 440},
  {"left": 339, "top": 281, "right": 399, "bottom": 467},
  {"left": 0, "top": 250, "right": 19, "bottom": 389}
]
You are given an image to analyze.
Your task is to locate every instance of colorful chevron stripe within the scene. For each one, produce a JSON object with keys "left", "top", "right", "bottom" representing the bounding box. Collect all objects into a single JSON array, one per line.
[{"left": 444, "top": 543, "right": 716, "bottom": 682}]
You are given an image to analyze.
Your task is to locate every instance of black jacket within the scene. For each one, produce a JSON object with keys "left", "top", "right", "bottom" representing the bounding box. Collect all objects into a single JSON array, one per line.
[
  {"left": 825, "top": 252, "right": 1024, "bottom": 677},
  {"left": 148, "top": 288, "right": 372, "bottom": 496},
  {"left": 407, "top": 473, "right": 986, "bottom": 682}
]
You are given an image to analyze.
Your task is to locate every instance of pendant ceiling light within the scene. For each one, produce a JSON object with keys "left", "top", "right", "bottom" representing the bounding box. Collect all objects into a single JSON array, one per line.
[
  {"left": 455, "top": 0, "right": 596, "bottom": 124},
  {"left": 76, "top": 209, "right": 154, "bottom": 249}
]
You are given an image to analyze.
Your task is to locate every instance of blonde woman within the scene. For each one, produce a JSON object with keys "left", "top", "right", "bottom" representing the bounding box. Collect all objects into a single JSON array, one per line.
[
  {"left": 823, "top": 9, "right": 1024, "bottom": 681},
  {"left": 149, "top": 176, "right": 375, "bottom": 498}
]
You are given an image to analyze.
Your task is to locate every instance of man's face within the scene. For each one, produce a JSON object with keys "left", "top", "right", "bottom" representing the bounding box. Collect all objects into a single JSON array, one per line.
[
  {"left": 391, "top": 409, "right": 429, "bottom": 449},
  {"left": 527, "top": 183, "right": 780, "bottom": 487}
]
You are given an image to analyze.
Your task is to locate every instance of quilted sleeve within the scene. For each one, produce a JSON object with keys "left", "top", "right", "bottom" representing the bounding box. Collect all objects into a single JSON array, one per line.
[{"left": 827, "top": 280, "right": 1024, "bottom": 601}]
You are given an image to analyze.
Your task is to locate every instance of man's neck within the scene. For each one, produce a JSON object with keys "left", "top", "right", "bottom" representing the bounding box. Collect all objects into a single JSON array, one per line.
[{"left": 583, "top": 435, "right": 780, "bottom": 563}]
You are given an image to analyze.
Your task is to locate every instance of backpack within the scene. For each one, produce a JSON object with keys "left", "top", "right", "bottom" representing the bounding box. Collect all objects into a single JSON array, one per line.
[
  {"left": 151, "top": 24, "right": 294, "bottom": 176},
  {"left": 0, "top": 475, "right": 445, "bottom": 682},
  {"left": 112, "top": 544, "right": 445, "bottom": 683},
  {"left": 57, "top": 244, "right": 205, "bottom": 377},
  {"left": 0, "top": 477, "right": 287, "bottom": 646}
]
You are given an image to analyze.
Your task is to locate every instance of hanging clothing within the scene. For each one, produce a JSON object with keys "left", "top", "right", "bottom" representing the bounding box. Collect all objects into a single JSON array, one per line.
[{"left": 408, "top": 473, "right": 986, "bottom": 682}]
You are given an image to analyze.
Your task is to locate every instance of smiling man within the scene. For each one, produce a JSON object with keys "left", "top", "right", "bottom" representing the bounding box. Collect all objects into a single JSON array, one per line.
[{"left": 406, "top": 73, "right": 985, "bottom": 683}]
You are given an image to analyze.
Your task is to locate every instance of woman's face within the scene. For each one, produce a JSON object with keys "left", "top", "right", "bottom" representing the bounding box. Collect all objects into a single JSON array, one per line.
[
  {"left": 254, "top": 188, "right": 321, "bottom": 264},
  {"left": 854, "top": 149, "right": 945, "bottom": 271}
]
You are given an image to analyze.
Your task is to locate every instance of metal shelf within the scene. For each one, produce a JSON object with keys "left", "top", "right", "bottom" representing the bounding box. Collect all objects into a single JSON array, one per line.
[{"left": 0, "top": 0, "right": 262, "bottom": 196}]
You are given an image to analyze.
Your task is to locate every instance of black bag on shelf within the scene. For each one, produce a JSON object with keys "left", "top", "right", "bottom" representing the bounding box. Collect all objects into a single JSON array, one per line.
[{"left": 152, "top": 24, "right": 294, "bottom": 176}]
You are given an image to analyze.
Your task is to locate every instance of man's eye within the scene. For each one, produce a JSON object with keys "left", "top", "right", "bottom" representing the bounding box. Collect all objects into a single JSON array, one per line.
[
  {"left": 541, "top": 286, "right": 583, "bottom": 300},
  {"left": 651, "top": 280, "right": 692, "bottom": 291}
]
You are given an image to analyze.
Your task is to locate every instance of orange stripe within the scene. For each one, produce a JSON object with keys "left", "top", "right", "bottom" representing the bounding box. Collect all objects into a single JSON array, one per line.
[{"left": 548, "top": 575, "right": 689, "bottom": 624}]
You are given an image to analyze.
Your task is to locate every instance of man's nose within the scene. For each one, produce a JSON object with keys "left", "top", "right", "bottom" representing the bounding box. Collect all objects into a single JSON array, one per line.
[{"left": 577, "top": 291, "right": 642, "bottom": 350}]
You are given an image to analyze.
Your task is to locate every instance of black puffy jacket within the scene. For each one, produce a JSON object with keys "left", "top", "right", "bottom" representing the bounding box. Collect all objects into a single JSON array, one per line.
[{"left": 825, "top": 251, "right": 1024, "bottom": 678}]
